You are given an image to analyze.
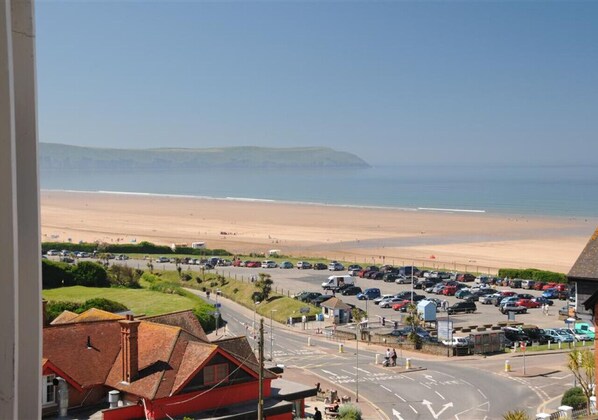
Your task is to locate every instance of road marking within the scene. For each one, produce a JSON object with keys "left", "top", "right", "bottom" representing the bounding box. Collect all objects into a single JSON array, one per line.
[
  {"left": 392, "top": 408, "right": 404, "bottom": 420},
  {"left": 460, "top": 379, "right": 474, "bottom": 387},
  {"left": 380, "top": 385, "right": 392, "bottom": 392},
  {"left": 435, "top": 390, "right": 445, "bottom": 400},
  {"left": 419, "top": 382, "right": 432, "bottom": 389},
  {"left": 422, "top": 400, "right": 453, "bottom": 419},
  {"left": 409, "top": 404, "right": 418, "bottom": 414},
  {"left": 321, "top": 369, "right": 338, "bottom": 376},
  {"left": 356, "top": 367, "right": 371, "bottom": 374},
  {"left": 341, "top": 369, "right": 356, "bottom": 376},
  {"left": 477, "top": 389, "right": 487, "bottom": 399},
  {"left": 424, "top": 374, "right": 437, "bottom": 382},
  {"left": 399, "top": 374, "right": 414, "bottom": 381},
  {"left": 395, "top": 393, "right": 406, "bottom": 402}
]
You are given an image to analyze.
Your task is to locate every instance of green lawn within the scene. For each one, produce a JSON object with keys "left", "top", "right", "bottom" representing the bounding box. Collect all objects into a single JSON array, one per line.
[{"left": 42, "top": 285, "right": 197, "bottom": 317}]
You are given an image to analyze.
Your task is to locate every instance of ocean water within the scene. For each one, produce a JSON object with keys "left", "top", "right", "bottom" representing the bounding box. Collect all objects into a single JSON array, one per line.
[{"left": 40, "top": 164, "right": 598, "bottom": 217}]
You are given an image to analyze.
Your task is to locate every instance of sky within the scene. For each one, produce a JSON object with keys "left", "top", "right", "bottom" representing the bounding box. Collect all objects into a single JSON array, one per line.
[{"left": 35, "top": 1, "right": 598, "bottom": 166}]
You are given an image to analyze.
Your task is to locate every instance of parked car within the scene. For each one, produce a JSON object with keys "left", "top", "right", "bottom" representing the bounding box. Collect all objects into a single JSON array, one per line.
[
  {"left": 374, "top": 294, "right": 396, "bottom": 304},
  {"left": 357, "top": 288, "right": 381, "bottom": 300},
  {"left": 480, "top": 293, "right": 500, "bottom": 305},
  {"left": 279, "top": 261, "right": 294, "bottom": 269},
  {"left": 156, "top": 256, "right": 170, "bottom": 263},
  {"left": 503, "top": 328, "right": 532, "bottom": 346},
  {"left": 383, "top": 273, "right": 400, "bottom": 283},
  {"left": 520, "top": 326, "right": 552, "bottom": 345},
  {"left": 328, "top": 261, "right": 345, "bottom": 271},
  {"left": 394, "top": 275, "right": 411, "bottom": 285},
  {"left": 296, "top": 261, "right": 313, "bottom": 269},
  {"left": 499, "top": 303, "right": 527, "bottom": 314},
  {"left": 261, "top": 260, "right": 277, "bottom": 268},
  {"left": 544, "top": 328, "right": 574, "bottom": 343},
  {"left": 341, "top": 286, "right": 362, "bottom": 296},
  {"left": 379, "top": 297, "right": 406, "bottom": 308},
  {"left": 565, "top": 328, "right": 591, "bottom": 342},
  {"left": 455, "top": 273, "right": 476, "bottom": 282},
  {"left": 517, "top": 299, "right": 541, "bottom": 309},
  {"left": 442, "top": 286, "right": 458, "bottom": 296},
  {"left": 532, "top": 296, "right": 554, "bottom": 306},
  {"left": 313, "top": 263, "right": 327, "bottom": 270},
  {"left": 542, "top": 288, "right": 559, "bottom": 299},
  {"left": 392, "top": 300, "right": 413, "bottom": 312},
  {"left": 447, "top": 301, "right": 476, "bottom": 314},
  {"left": 521, "top": 280, "right": 536, "bottom": 289},
  {"left": 311, "top": 295, "right": 333, "bottom": 307},
  {"left": 298, "top": 292, "right": 322, "bottom": 303},
  {"left": 455, "top": 289, "right": 473, "bottom": 299},
  {"left": 348, "top": 265, "right": 363, "bottom": 276},
  {"left": 390, "top": 326, "right": 432, "bottom": 341}
]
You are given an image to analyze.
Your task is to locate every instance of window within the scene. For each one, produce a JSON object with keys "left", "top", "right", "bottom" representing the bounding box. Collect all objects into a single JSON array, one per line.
[
  {"left": 42, "top": 375, "right": 56, "bottom": 406},
  {"left": 203, "top": 363, "right": 228, "bottom": 385}
]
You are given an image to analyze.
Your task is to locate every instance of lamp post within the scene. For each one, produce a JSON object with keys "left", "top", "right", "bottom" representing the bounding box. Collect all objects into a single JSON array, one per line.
[
  {"left": 270, "top": 309, "right": 278, "bottom": 361},
  {"left": 356, "top": 321, "right": 360, "bottom": 402}
]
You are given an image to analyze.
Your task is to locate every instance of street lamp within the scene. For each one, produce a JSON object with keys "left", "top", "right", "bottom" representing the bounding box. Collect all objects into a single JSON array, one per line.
[
  {"left": 356, "top": 321, "right": 360, "bottom": 403},
  {"left": 270, "top": 309, "right": 278, "bottom": 361}
]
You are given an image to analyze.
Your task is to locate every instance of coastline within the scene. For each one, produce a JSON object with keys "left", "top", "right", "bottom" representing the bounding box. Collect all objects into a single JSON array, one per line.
[{"left": 40, "top": 189, "right": 598, "bottom": 274}]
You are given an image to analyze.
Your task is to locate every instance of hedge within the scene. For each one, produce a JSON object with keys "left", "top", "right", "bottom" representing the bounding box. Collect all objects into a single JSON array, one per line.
[
  {"left": 46, "top": 298, "right": 128, "bottom": 322},
  {"left": 561, "top": 387, "right": 587, "bottom": 410},
  {"left": 42, "top": 241, "right": 232, "bottom": 256},
  {"left": 42, "top": 259, "right": 110, "bottom": 289},
  {"left": 497, "top": 268, "right": 567, "bottom": 283}
]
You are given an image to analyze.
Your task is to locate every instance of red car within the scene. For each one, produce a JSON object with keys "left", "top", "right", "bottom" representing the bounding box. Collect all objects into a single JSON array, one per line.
[
  {"left": 555, "top": 284, "right": 568, "bottom": 292},
  {"left": 245, "top": 261, "right": 261, "bottom": 268},
  {"left": 533, "top": 282, "right": 546, "bottom": 291},
  {"left": 500, "top": 291, "right": 516, "bottom": 297},
  {"left": 442, "top": 285, "right": 457, "bottom": 296},
  {"left": 542, "top": 282, "right": 558, "bottom": 291},
  {"left": 392, "top": 300, "right": 412, "bottom": 311},
  {"left": 517, "top": 298, "right": 541, "bottom": 309}
]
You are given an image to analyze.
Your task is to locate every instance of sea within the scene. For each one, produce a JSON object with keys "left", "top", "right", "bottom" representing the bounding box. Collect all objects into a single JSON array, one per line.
[{"left": 40, "top": 164, "right": 598, "bottom": 218}]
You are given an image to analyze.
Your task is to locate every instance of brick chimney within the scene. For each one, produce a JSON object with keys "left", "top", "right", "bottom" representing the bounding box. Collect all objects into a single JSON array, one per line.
[{"left": 118, "top": 315, "right": 141, "bottom": 384}]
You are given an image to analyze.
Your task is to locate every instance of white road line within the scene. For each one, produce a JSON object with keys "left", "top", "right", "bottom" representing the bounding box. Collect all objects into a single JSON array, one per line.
[
  {"left": 395, "top": 393, "right": 406, "bottom": 402},
  {"left": 341, "top": 369, "right": 356, "bottom": 376},
  {"left": 460, "top": 379, "right": 474, "bottom": 387},
  {"left": 356, "top": 367, "right": 371, "bottom": 374},
  {"left": 400, "top": 374, "right": 414, "bottom": 381},
  {"left": 381, "top": 385, "right": 392, "bottom": 392},
  {"left": 321, "top": 369, "right": 338, "bottom": 376},
  {"left": 409, "top": 404, "right": 418, "bottom": 414},
  {"left": 419, "top": 382, "right": 432, "bottom": 389},
  {"left": 478, "top": 389, "right": 487, "bottom": 400},
  {"left": 435, "top": 391, "right": 445, "bottom": 400}
]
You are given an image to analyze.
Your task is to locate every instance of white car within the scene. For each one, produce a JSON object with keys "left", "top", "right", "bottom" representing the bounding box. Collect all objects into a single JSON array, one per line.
[
  {"left": 47, "top": 249, "right": 60, "bottom": 256},
  {"left": 379, "top": 297, "right": 405, "bottom": 308},
  {"left": 261, "top": 260, "right": 277, "bottom": 268},
  {"left": 374, "top": 294, "right": 395, "bottom": 304},
  {"left": 328, "top": 262, "right": 344, "bottom": 271}
]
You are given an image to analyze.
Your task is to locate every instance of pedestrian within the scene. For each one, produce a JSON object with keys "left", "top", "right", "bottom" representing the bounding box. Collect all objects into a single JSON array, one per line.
[
  {"left": 382, "top": 316, "right": 386, "bottom": 327},
  {"left": 545, "top": 304, "right": 550, "bottom": 316},
  {"left": 391, "top": 348, "right": 397, "bottom": 366},
  {"left": 314, "top": 407, "right": 322, "bottom": 420}
]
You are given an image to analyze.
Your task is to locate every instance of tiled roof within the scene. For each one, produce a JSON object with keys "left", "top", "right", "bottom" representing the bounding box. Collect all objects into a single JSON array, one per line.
[
  {"left": 214, "top": 336, "right": 278, "bottom": 380},
  {"left": 50, "top": 310, "right": 79, "bottom": 325},
  {"left": 44, "top": 311, "right": 265, "bottom": 400},
  {"left": 43, "top": 321, "right": 122, "bottom": 388},
  {"left": 141, "top": 310, "right": 208, "bottom": 342},
  {"left": 568, "top": 227, "right": 598, "bottom": 280},
  {"left": 321, "top": 297, "right": 351, "bottom": 310}
]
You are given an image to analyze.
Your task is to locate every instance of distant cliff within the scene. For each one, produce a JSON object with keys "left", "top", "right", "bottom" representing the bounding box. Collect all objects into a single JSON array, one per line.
[{"left": 39, "top": 143, "right": 370, "bottom": 171}]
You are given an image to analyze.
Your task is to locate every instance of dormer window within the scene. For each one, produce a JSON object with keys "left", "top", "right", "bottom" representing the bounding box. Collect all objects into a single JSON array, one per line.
[
  {"left": 42, "top": 374, "right": 56, "bottom": 406},
  {"left": 204, "top": 363, "right": 228, "bottom": 385}
]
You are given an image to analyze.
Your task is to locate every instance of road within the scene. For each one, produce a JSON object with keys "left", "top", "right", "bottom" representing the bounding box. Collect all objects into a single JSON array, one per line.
[{"left": 194, "top": 288, "right": 552, "bottom": 420}]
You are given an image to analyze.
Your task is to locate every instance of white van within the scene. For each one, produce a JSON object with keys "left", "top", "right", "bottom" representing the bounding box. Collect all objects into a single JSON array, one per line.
[{"left": 321, "top": 275, "right": 354, "bottom": 291}]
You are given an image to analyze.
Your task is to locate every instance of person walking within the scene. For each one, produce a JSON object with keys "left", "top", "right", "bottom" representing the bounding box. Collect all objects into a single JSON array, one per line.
[
  {"left": 391, "top": 348, "right": 397, "bottom": 366},
  {"left": 314, "top": 407, "right": 322, "bottom": 420}
]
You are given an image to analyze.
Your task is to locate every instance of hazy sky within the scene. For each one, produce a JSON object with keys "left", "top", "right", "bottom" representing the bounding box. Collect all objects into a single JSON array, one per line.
[{"left": 36, "top": 1, "right": 598, "bottom": 165}]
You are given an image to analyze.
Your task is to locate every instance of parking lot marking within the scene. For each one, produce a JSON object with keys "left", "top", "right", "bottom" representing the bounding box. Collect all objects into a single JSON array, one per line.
[
  {"left": 435, "top": 391, "right": 445, "bottom": 400},
  {"left": 395, "top": 393, "right": 406, "bottom": 402},
  {"left": 409, "top": 404, "right": 418, "bottom": 414}
]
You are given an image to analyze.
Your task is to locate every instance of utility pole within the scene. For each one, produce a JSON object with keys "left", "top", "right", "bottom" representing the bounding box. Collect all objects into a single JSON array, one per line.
[{"left": 258, "top": 318, "right": 264, "bottom": 420}]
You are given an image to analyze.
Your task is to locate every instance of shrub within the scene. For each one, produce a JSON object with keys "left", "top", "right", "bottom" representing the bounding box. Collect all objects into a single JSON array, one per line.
[
  {"left": 72, "top": 261, "right": 110, "bottom": 287},
  {"left": 561, "top": 387, "right": 587, "bottom": 410},
  {"left": 503, "top": 410, "right": 530, "bottom": 420},
  {"left": 108, "top": 264, "right": 142, "bottom": 288},
  {"left": 46, "top": 298, "right": 128, "bottom": 322},
  {"left": 42, "top": 259, "right": 74, "bottom": 289},
  {"left": 338, "top": 404, "right": 362, "bottom": 420},
  {"left": 497, "top": 268, "right": 566, "bottom": 283}
]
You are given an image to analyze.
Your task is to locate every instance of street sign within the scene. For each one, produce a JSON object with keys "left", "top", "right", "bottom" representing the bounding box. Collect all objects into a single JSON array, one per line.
[
  {"left": 520, "top": 342, "right": 526, "bottom": 352},
  {"left": 437, "top": 320, "right": 453, "bottom": 341},
  {"left": 299, "top": 307, "right": 310, "bottom": 314},
  {"left": 214, "top": 311, "right": 220, "bottom": 318},
  {"left": 214, "top": 303, "right": 221, "bottom": 308}
]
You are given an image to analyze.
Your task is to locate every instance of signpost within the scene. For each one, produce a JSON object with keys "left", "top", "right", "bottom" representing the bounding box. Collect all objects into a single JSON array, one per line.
[
  {"left": 214, "top": 303, "right": 221, "bottom": 335},
  {"left": 521, "top": 341, "right": 526, "bottom": 375}
]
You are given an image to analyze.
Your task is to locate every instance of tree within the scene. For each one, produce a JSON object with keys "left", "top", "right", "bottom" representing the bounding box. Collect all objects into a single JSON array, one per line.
[
  {"left": 254, "top": 273, "right": 273, "bottom": 302},
  {"left": 562, "top": 387, "right": 587, "bottom": 410},
  {"left": 404, "top": 303, "right": 422, "bottom": 347},
  {"left": 502, "top": 409, "right": 530, "bottom": 420},
  {"left": 72, "top": 261, "right": 110, "bottom": 287},
  {"left": 567, "top": 349, "right": 595, "bottom": 415}
]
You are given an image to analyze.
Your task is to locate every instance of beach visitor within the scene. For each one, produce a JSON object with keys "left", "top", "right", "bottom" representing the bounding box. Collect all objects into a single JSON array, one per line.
[{"left": 313, "top": 407, "right": 322, "bottom": 420}]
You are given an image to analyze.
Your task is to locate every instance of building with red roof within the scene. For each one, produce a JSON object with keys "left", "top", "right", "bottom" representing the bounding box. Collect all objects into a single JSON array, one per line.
[{"left": 42, "top": 306, "right": 316, "bottom": 419}]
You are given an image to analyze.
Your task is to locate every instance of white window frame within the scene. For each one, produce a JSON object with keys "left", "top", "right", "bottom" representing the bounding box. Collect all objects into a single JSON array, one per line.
[{"left": 42, "top": 375, "right": 56, "bottom": 406}]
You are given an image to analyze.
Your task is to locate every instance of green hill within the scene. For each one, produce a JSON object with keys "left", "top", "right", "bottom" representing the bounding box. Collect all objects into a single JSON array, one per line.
[{"left": 40, "top": 143, "right": 370, "bottom": 170}]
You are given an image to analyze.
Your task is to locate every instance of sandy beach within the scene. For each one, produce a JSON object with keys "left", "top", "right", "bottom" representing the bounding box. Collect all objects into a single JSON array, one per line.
[{"left": 40, "top": 190, "right": 597, "bottom": 274}]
